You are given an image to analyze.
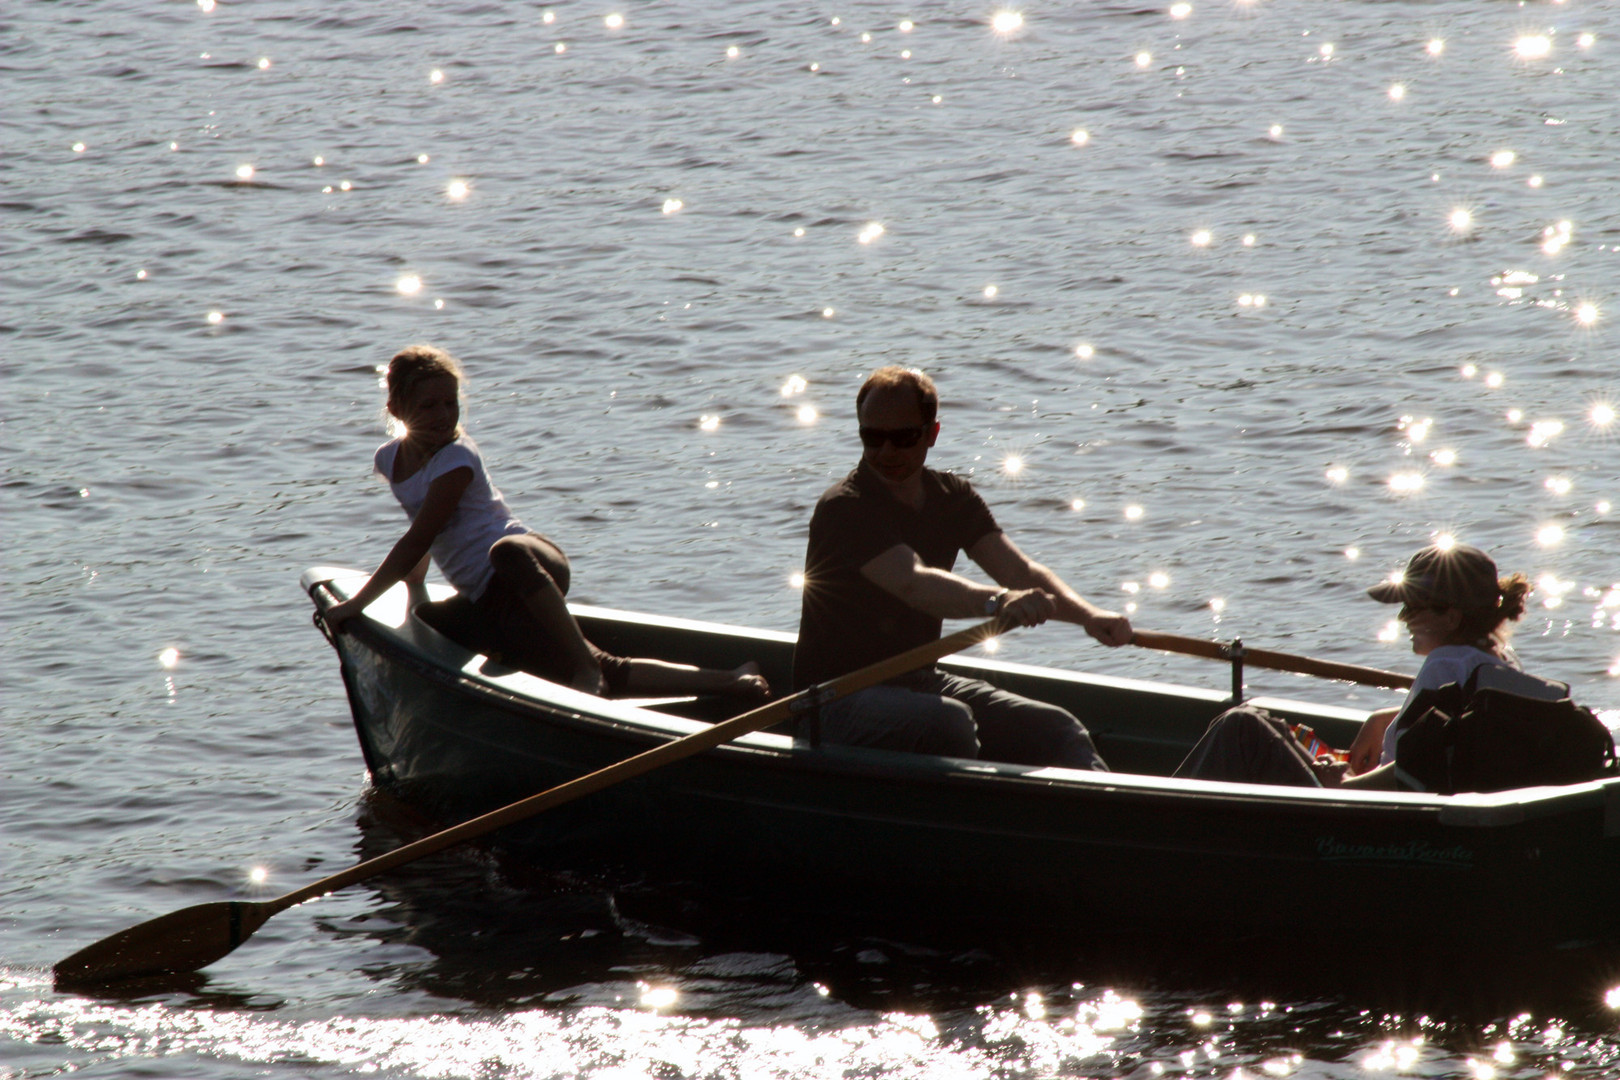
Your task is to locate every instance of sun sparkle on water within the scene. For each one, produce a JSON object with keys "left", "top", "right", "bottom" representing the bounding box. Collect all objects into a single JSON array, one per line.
[
  {"left": 1388, "top": 471, "right": 1423, "bottom": 494},
  {"left": 1515, "top": 34, "right": 1552, "bottom": 60},
  {"left": 639, "top": 985, "right": 676, "bottom": 1009},
  {"left": 991, "top": 11, "right": 1024, "bottom": 35}
]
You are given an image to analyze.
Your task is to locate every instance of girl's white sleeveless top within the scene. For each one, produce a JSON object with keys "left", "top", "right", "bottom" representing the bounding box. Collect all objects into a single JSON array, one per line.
[{"left": 375, "top": 434, "right": 527, "bottom": 600}]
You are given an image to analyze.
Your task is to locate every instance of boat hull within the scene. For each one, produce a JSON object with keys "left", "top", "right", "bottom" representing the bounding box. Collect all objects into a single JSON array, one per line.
[{"left": 305, "top": 569, "right": 1620, "bottom": 950}]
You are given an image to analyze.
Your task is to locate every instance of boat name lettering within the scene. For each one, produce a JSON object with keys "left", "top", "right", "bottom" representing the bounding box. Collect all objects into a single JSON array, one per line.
[{"left": 1314, "top": 836, "right": 1473, "bottom": 867}]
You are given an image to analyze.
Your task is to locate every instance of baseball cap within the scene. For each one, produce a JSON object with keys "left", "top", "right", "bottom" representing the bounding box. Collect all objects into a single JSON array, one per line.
[{"left": 1367, "top": 544, "right": 1501, "bottom": 612}]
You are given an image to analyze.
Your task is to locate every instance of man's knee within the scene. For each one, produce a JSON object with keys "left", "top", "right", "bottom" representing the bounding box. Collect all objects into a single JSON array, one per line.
[{"left": 907, "top": 696, "right": 978, "bottom": 758}]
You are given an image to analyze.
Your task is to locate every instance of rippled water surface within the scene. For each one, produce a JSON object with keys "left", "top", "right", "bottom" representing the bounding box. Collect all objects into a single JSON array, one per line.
[{"left": 5, "top": 0, "right": 1620, "bottom": 1075}]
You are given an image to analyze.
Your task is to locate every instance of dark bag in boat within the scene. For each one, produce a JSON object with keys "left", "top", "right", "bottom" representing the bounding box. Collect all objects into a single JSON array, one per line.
[{"left": 1394, "top": 666, "right": 1617, "bottom": 794}]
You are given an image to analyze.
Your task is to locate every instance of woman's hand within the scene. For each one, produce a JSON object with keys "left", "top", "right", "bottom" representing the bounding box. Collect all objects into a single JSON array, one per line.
[
  {"left": 1346, "top": 707, "right": 1398, "bottom": 774},
  {"left": 1310, "top": 758, "right": 1352, "bottom": 787}
]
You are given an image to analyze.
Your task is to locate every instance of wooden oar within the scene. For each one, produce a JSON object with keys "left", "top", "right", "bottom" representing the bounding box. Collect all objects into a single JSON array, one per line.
[
  {"left": 53, "top": 617, "right": 1008, "bottom": 987},
  {"left": 1130, "top": 628, "right": 1414, "bottom": 690}
]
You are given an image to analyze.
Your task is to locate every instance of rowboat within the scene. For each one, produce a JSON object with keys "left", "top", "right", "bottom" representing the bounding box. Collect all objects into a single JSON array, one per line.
[{"left": 302, "top": 567, "right": 1620, "bottom": 954}]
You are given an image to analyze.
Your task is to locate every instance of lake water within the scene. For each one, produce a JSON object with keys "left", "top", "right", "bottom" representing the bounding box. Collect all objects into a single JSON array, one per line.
[{"left": 5, "top": 0, "right": 1619, "bottom": 1074}]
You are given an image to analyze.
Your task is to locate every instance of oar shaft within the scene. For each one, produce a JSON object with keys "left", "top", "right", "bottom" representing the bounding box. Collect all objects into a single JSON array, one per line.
[
  {"left": 275, "top": 617, "right": 1006, "bottom": 911},
  {"left": 1130, "top": 629, "right": 1413, "bottom": 690}
]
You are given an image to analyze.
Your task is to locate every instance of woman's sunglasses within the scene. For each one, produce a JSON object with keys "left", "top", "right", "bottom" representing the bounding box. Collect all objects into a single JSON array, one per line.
[{"left": 859, "top": 425, "right": 928, "bottom": 449}]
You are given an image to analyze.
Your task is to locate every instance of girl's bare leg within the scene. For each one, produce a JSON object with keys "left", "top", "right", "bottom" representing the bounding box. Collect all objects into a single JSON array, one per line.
[{"left": 518, "top": 581, "right": 605, "bottom": 695}]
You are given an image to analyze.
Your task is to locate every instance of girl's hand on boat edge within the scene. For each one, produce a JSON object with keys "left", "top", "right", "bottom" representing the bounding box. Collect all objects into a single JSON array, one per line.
[{"left": 323, "top": 599, "right": 365, "bottom": 632}]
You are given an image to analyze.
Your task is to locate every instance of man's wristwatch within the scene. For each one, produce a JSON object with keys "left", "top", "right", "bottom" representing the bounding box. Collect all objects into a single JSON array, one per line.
[{"left": 985, "top": 589, "right": 1009, "bottom": 616}]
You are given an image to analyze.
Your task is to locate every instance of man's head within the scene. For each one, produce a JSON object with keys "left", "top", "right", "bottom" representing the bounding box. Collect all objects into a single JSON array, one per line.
[{"left": 856, "top": 366, "right": 940, "bottom": 487}]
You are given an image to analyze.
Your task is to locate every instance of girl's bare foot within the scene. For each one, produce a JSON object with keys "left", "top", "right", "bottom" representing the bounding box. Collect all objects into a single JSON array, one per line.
[{"left": 725, "top": 661, "right": 771, "bottom": 700}]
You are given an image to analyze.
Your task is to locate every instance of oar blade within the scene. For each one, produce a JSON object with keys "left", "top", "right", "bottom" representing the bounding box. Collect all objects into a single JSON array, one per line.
[{"left": 54, "top": 900, "right": 273, "bottom": 988}]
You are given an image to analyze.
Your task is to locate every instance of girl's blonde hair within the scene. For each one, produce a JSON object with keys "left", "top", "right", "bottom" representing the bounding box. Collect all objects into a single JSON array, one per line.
[{"left": 383, "top": 344, "right": 464, "bottom": 436}]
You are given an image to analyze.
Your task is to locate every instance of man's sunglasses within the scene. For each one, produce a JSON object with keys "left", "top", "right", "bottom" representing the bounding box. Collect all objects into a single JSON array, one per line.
[{"left": 859, "top": 425, "right": 928, "bottom": 449}]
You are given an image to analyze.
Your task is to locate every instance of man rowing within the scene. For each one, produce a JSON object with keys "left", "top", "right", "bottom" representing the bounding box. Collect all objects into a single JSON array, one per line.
[{"left": 791, "top": 365, "right": 1131, "bottom": 767}]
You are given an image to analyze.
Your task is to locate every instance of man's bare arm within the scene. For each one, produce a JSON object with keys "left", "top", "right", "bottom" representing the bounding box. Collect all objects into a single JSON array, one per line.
[
  {"left": 967, "top": 532, "right": 1132, "bottom": 646},
  {"left": 859, "top": 543, "right": 1053, "bottom": 625}
]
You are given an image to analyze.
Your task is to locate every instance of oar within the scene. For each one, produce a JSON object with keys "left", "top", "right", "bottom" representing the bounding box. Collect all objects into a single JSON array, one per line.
[
  {"left": 53, "top": 617, "right": 1009, "bottom": 987},
  {"left": 1130, "top": 628, "right": 1414, "bottom": 690}
]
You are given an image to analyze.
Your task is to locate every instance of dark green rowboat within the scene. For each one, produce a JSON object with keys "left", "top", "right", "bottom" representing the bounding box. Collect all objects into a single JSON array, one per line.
[{"left": 303, "top": 568, "right": 1620, "bottom": 952}]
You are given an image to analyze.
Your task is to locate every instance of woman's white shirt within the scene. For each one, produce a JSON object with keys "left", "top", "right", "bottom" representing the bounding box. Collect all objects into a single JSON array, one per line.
[
  {"left": 1378, "top": 643, "right": 1521, "bottom": 766},
  {"left": 375, "top": 435, "right": 526, "bottom": 600}
]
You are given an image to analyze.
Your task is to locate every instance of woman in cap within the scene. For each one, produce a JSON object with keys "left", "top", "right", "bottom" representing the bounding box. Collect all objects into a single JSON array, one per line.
[
  {"left": 1174, "top": 542, "right": 1532, "bottom": 789},
  {"left": 1339, "top": 543, "right": 1532, "bottom": 785}
]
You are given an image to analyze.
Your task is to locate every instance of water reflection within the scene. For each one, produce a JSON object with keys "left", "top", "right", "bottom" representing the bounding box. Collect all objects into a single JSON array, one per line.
[
  {"left": 991, "top": 11, "right": 1024, "bottom": 36},
  {"left": 1515, "top": 35, "right": 1552, "bottom": 60}
]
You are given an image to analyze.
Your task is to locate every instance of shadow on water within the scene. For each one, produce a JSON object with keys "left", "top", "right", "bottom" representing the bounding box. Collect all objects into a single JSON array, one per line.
[{"left": 329, "top": 789, "right": 1620, "bottom": 1027}]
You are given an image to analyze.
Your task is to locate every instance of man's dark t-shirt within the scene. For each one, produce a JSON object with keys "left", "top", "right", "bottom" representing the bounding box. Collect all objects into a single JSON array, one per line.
[{"left": 793, "top": 462, "right": 999, "bottom": 690}]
